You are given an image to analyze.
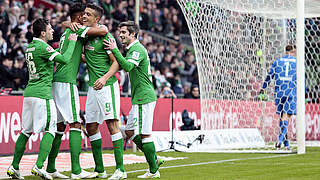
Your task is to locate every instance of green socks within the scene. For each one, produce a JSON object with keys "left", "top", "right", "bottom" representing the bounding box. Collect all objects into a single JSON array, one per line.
[
  {"left": 69, "top": 129, "right": 82, "bottom": 175},
  {"left": 12, "top": 133, "right": 29, "bottom": 170},
  {"left": 142, "top": 140, "right": 158, "bottom": 174},
  {"left": 132, "top": 135, "right": 143, "bottom": 150},
  {"left": 90, "top": 133, "right": 104, "bottom": 173},
  {"left": 46, "top": 133, "right": 63, "bottom": 173},
  {"left": 112, "top": 132, "right": 124, "bottom": 172},
  {"left": 36, "top": 132, "right": 54, "bottom": 169},
  {"left": 133, "top": 135, "right": 158, "bottom": 160}
]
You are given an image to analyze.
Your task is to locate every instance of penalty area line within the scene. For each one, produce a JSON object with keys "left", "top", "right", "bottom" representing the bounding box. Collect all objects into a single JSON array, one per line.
[{"left": 126, "top": 154, "right": 295, "bottom": 174}]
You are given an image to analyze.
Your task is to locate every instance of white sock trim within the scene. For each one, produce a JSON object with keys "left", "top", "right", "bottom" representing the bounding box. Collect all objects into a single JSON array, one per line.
[
  {"left": 70, "top": 128, "right": 82, "bottom": 132},
  {"left": 130, "top": 134, "right": 138, "bottom": 141},
  {"left": 142, "top": 137, "right": 153, "bottom": 143},
  {"left": 46, "top": 131, "right": 56, "bottom": 137},
  {"left": 21, "top": 131, "right": 31, "bottom": 138},
  {"left": 111, "top": 132, "right": 123, "bottom": 141},
  {"left": 56, "top": 131, "right": 64, "bottom": 135},
  {"left": 89, "top": 132, "right": 101, "bottom": 142}
]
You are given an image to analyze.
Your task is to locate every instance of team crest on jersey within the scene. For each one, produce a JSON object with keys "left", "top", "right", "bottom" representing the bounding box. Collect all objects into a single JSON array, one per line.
[
  {"left": 132, "top": 51, "right": 140, "bottom": 60},
  {"left": 46, "top": 46, "right": 55, "bottom": 52}
]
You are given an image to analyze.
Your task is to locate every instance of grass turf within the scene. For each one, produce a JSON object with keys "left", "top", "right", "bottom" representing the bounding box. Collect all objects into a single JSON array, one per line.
[{"left": 3, "top": 147, "right": 320, "bottom": 180}]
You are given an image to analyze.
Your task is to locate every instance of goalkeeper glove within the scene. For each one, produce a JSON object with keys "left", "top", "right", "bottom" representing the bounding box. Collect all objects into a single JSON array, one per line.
[{"left": 259, "top": 89, "right": 268, "bottom": 101}]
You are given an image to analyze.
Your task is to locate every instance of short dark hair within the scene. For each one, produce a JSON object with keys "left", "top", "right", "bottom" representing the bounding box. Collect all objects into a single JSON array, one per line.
[
  {"left": 285, "top": 44, "right": 296, "bottom": 52},
  {"left": 119, "top": 21, "right": 139, "bottom": 38},
  {"left": 70, "top": 2, "right": 85, "bottom": 19},
  {"left": 86, "top": 3, "right": 104, "bottom": 20},
  {"left": 32, "top": 18, "right": 49, "bottom": 38}
]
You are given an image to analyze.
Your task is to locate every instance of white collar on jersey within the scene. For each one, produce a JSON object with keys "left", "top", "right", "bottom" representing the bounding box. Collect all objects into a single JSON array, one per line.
[
  {"left": 33, "top": 37, "right": 46, "bottom": 43},
  {"left": 126, "top": 39, "right": 139, "bottom": 50}
]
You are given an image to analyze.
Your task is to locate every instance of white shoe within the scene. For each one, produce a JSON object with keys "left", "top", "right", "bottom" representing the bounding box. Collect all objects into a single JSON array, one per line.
[
  {"left": 7, "top": 165, "right": 24, "bottom": 179},
  {"left": 91, "top": 171, "right": 108, "bottom": 178},
  {"left": 31, "top": 165, "right": 53, "bottom": 180},
  {"left": 108, "top": 169, "right": 127, "bottom": 180},
  {"left": 137, "top": 170, "right": 160, "bottom": 179},
  {"left": 71, "top": 169, "right": 97, "bottom": 179},
  {"left": 49, "top": 171, "right": 69, "bottom": 179}
]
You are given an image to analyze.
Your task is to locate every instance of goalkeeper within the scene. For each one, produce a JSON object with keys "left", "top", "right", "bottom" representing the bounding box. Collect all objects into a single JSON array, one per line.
[{"left": 259, "top": 44, "right": 297, "bottom": 150}]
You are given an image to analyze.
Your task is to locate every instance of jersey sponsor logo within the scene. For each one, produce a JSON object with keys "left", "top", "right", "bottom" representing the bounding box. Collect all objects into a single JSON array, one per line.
[
  {"left": 132, "top": 51, "right": 140, "bottom": 60},
  {"left": 26, "top": 47, "right": 35, "bottom": 52},
  {"left": 46, "top": 46, "right": 55, "bottom": 53}
]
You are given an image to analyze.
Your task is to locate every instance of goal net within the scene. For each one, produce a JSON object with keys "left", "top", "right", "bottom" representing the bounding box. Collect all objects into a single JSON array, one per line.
[{"left": 177, "top": 0, "right": 320, "bottom": 152}]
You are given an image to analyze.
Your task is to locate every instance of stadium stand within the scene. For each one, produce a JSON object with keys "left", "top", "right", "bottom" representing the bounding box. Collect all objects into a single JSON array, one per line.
[{"left": 0, "top": 0, "right": 198, "bottom": 98}]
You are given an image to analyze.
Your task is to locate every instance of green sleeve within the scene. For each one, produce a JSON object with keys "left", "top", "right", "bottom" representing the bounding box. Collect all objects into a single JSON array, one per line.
[
  {"left": 53, "top": 40, "right": 76, "bottom": 64},
  {"left": 112, "top": 48, "right": 135, "bottom": 72}
]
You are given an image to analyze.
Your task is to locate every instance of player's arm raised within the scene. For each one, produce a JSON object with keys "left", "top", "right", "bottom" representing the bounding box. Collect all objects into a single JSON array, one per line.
[
  {"left": 86, "top": 25, "right": 108, "bottom": 36},
  {"left": 103, "top": 38, "right": 135, "bottom": 72},
  {"left": 53, "top": 33, "right": 78, "bottom": 64}
]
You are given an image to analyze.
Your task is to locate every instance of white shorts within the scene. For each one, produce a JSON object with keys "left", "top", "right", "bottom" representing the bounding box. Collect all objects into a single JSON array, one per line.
[
  {"left": 21, "top": 97, "right": 57, "bottom": 134},
  {"left": 53, "top": 82, "right": 81, "bottom": 124},
  {"left": 125, "top": 101, "right": 156, "bottom": 135},
  {"left": 86, "top": 81, "right": 120, "bottom": 124}
]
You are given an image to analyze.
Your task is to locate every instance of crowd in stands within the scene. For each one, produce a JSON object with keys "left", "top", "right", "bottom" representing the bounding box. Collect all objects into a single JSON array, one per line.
[{"left": 0, "top": 0, "right": 200, "bottom": 98}]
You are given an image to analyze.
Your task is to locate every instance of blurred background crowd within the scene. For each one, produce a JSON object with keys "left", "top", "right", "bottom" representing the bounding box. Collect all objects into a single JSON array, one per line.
[{"left": 0, "top": 0, "right": 200, "bottom": 99}]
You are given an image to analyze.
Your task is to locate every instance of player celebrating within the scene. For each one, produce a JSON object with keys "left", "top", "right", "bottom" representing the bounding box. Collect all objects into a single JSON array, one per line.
[
  {"left": 82, "top": 4, "right": 126, "bottom": 180},
  {"left": 7, "top": 18, "right": 77, "bottom": 180},
  {"left": 259, "top": 44, "right": 297, "bottom": 150},
  {"left": 45, "top": 2, "right": 109, "bottom": 179},
  {"left": 104, "top": 21, "right": 161, "bottom": 178}
]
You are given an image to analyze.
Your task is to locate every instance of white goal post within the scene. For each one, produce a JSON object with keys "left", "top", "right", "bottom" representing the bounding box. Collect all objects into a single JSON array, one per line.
[{"left": 177, "top": 0, "right": 320, "bottom": 153}]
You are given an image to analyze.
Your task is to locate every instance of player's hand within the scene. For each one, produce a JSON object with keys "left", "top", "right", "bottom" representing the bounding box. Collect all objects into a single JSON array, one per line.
[
  {"left": 68, "top": 33, "right": 78, "bottom": 42},
  {"left": 70, "top": 22, "right": 81, "bottom": 31},
  {"left": 103, "top": 38, "right": 117, "bottom": 50},
  {"left": 93, "top": 76, "right": 108, "bottom": 90}
]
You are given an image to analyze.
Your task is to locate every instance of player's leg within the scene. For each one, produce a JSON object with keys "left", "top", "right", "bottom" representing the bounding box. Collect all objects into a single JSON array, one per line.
[
  {"left": 105, "top": 82, "right": 126, "bottom": 179},
  {"left": 282, "top": 114, "right": 291, "bottom": 149},
  {"left": 32, "top": 98, "right": 57, "bottom": 179},
  {"left": 8, "top": 98, "right": 33, "bottom": 179},
  {"left": 276, "top": 97, "right": 285, "bottom": 149},
  {"left": 106, "top": 119, "right": 127, "bottom": 180},
  {"left": 86, "top": 87, "right": 105, "bottom": 175},
  {"left": 134, "top": 102, "right": 159, "bottom": 178},
  {"left": 283, "top": 97, "right": 296, "bottom": 150},
  {"left": 50, "top": 82, "right": 89, "bottom": 178},
  {"left": 46, "top": 122, "right": 66, "bottom": 177},
  {"left": 46, "top": 82, "right": 69, "bottom": 177}
]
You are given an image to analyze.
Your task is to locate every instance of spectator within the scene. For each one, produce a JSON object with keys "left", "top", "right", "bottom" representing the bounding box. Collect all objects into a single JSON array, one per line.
[
  {"left": 0, "top": 3, "right": 10, "bottom": 39},
  {"left": 184, "top": 85, "right": 200, "bottom": 99},
  {"left": 12, "top": 57, "right": 28, "bottom": 89},
  {"left": 0, "top": 56, "right": 15, "bottom": 89},
  {"left": 180, "top": 53, "right": 196, "bottom": 86},
  {"left": 0, "top": 30, "right": 8, "bottom": 59},
  {"left": 159, "top": 85, "right": 177, "bottom": 99}
]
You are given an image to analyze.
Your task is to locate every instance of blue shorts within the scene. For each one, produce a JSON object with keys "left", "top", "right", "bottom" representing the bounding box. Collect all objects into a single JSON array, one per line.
[{"left": 275, "top": 96, "right": 297, "bottom": 115}]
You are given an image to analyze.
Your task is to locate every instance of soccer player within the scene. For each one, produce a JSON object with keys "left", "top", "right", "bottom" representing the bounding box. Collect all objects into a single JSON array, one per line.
[
  {"left": 82, "top": 4, "right": 126, "bottom": 180},
  {"left": 45, "top": 2, "right": 109, "bottom": 179},
  {"left": 104, "top": 21, "right": 161, "bottom": 178},
  {"left": 7, "top": 18, "right": 77, "bottom": 180},
  {"left": 259, "top": 44, "right": 297, "bottom": 150}
]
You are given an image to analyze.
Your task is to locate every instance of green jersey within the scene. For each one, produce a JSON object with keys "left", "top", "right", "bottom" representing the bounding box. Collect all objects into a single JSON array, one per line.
[
  {"left": 84, "top": 32, "right": 117, "bottom": 86},
  {"left": 53, "top": 26, "right": 90, "bottom": 84},
  {"left": 24, "top": 38, "right": 76, "bottom": 99},
  {"left": 112, "top": 40, "right": 157, "bottom": 104}
]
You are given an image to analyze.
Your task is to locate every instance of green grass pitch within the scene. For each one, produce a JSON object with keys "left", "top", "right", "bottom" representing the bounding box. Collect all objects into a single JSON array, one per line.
[{"left": 4, "top": 147, "right": 320, "bottom": 180}]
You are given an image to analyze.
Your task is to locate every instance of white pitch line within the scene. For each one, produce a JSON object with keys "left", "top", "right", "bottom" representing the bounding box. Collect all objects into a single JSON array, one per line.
[{"left": 126, "top": 154, "right": 295, "bottom": 174}]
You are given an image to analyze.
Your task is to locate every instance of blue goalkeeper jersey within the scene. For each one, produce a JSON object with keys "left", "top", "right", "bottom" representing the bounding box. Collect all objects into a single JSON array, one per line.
[{"left": 262, "top": 55, "right": 297, "bottom": 99}]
